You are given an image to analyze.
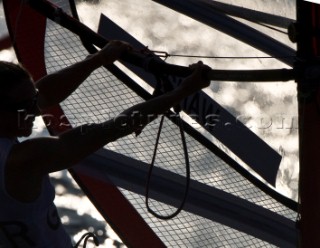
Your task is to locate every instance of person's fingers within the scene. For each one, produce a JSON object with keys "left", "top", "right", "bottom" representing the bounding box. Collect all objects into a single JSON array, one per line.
[
  {"left": 111, "top": 40, "right": 132, "bottom": 50},
  {"left": 189, "top": 60, "right": 203, "bottom": 70}
]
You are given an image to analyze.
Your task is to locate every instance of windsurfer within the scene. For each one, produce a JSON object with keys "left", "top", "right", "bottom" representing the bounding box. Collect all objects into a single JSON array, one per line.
[{"left": 0, "top": 40, "right": 211, "bottom": 247}]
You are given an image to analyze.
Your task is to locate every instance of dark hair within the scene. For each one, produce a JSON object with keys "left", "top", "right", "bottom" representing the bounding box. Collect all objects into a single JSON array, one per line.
[
  {"left": 0, "top": 61, "right": 32, "bottom": 100},
  {"left": 0, "top": 61, "right": 31, "bottom": 85}
]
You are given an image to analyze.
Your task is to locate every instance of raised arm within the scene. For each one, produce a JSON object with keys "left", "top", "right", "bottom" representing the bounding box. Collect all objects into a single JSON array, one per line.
[
  {"left": 8, "top": 62, "right": 211, "bottom": 176},
  {"left": 35, "top": 40, "right": 131, "bottom": 109}
]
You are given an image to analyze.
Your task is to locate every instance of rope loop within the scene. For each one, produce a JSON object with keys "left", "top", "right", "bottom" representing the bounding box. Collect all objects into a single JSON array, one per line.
[
  {"left": 74, "top": 232, "right": 99, "bottom": 248},
  {"left": 145, "top": 113, "right": 190, "bottom": 220}
]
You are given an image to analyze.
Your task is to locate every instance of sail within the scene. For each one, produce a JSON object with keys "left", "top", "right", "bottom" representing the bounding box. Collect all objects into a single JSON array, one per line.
[{"left": 3, "top": 0, "right": 299, "bottom": 247}]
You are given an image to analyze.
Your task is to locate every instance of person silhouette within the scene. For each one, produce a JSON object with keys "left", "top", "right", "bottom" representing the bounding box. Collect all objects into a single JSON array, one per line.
[{"left": 0, "top": 40, "right": 211, "bottom": 247}]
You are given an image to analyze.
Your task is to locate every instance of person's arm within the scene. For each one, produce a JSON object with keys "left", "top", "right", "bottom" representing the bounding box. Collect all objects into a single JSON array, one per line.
[
  {"left": 9, "top": 62, "right": 211, "bottom": 176},
  {"left": 36, "top": 40, "right": 131, "bottom": 109}
]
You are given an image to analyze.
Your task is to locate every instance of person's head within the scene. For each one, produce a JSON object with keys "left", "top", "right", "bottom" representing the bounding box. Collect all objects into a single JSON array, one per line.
[{"left": 0, "top": 61, "right": 40, "bottom": 138}]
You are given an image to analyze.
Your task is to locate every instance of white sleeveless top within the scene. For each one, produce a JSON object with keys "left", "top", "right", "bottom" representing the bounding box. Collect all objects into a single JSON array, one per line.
[{"left": 0, "top": 138, "right": 72, "bottom": 247}]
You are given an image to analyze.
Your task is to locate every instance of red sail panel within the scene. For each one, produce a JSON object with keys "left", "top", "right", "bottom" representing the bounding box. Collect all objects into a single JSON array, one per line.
[{"left": 297, "top": 1, "right": 320, "bottom": 247}]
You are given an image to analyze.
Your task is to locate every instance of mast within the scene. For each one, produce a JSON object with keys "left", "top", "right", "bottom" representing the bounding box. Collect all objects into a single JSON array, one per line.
[{"left": 296, "top": 0, "right": 320, "bottom": 247}]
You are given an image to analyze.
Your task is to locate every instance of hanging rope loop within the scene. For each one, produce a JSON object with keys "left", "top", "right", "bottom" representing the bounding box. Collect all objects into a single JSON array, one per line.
[
  {"left": 145, "top": 75, "right": 190, "bottom": 220},
  {"left": 74, "top": 232, "right": 99, "bottom": 248}
]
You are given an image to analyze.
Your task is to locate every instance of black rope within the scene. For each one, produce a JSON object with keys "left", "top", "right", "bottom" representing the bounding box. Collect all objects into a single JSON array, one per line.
[
  {"left": 150, "top": 50, "right": 295, "bottom": 60},
  {"left": 145, "top": 114, "right": 190, "bottom": 220},
  {"left": 145, "top": 74, "right": 190, "bottom": 220},
  {"left": 74, "top": 232, "right": 99, "bottom": 248}
]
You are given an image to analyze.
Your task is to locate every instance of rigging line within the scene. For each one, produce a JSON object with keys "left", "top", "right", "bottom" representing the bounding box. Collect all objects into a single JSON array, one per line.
[{"left": 150, "top": 50, "right": 295, "bottom": 60}]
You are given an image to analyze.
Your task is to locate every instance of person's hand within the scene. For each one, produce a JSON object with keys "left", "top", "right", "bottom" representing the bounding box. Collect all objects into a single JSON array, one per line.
[
  {"left": 97, "top": 40, "right": 132, "bottom": 65},
  {"left": 180, "top": 61, "right": 211, "bottom": 93}
]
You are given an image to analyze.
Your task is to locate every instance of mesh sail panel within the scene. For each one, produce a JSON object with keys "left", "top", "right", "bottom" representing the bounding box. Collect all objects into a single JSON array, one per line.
[{"left": 41, "top": 0, "right": 297, "bottom": 247}]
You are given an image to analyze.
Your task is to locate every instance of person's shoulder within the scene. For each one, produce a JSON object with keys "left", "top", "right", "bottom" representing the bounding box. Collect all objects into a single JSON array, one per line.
[
  {"left": 0, "top": 137, "right": 16, "bottom": 144},
  {"left": 0, "top": 137, "right": 16, "bottom": 157}
]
